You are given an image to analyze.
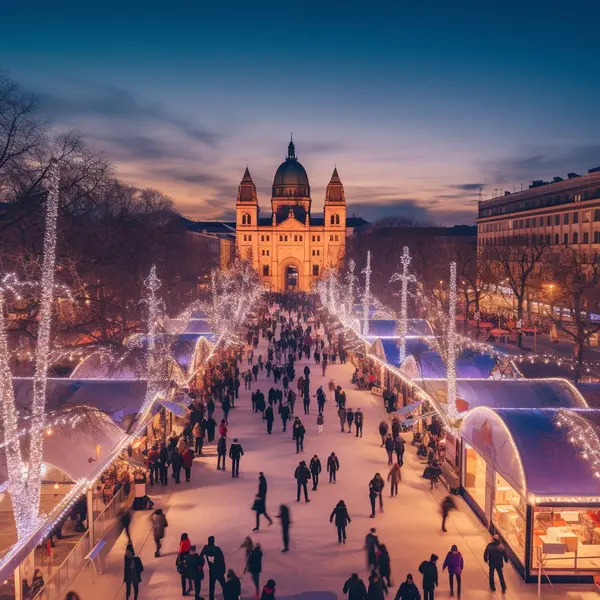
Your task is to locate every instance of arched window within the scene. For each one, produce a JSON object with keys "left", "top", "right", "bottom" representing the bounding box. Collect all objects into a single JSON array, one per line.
[
  {"left": 330, "top": 214, "right": 335, "bottom": 225},
  {"left": 242, "top": 213, "right": 251, "bottom": 225},
  {"left": 335, "top": 214, "right": 340, "bottom": 225}
]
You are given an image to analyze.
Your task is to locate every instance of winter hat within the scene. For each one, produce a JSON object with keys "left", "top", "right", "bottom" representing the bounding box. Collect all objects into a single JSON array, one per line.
[
  {"left": 430, "top": 554, "right": 439, "bottom": 562},
  {"left": 233, "top": 438, "right": 238, "bottom": 442},
  {"left": 451, "top": 545, "right": 458, "bottom": 551}
]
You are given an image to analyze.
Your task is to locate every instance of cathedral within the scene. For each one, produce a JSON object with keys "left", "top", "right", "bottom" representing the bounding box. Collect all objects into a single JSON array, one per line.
[{"left": 236, "top": 139, "right": 363, "bottom": 292}]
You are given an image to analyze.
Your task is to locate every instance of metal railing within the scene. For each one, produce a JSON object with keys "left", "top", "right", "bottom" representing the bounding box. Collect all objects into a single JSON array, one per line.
[{"left": 33, "top": 484, "right": 133, "bottom": 600}]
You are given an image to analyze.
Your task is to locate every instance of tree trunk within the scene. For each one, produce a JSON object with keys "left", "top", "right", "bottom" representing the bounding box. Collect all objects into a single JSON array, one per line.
[
  {"left": 516, "top": 299, "right": 524, "bottom": 349},
  {"left": 575, "top": 339, "right": 584, "bottom": 383}
]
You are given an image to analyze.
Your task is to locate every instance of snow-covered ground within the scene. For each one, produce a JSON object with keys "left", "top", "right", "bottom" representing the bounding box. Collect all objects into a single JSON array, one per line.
[{"left": 68, "top": 322, "right": 598, "bottom": 600}]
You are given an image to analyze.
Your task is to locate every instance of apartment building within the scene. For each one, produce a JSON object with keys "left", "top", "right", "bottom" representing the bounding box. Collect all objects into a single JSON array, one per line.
[{"left": 477, "top": 167, "right": 600, "bottom": 248}]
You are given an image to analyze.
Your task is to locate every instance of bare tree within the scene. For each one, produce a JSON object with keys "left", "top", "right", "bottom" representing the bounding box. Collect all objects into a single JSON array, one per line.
[
  {"left": 543, "top": 247, "right": 600, "bottom": 382},
  {"left": 486, "top": 235, "right": 550, "bottom": 348}
]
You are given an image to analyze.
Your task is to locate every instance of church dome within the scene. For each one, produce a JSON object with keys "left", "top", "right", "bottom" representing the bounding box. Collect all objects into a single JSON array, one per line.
[{"left": 272, "top": 140, "right": 310, "bottom": 197}]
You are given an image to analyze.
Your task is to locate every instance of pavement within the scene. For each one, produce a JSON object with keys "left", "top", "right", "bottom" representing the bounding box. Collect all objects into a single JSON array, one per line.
[{"left": 67, "top": 317, "right": 599, "bottom": 600}]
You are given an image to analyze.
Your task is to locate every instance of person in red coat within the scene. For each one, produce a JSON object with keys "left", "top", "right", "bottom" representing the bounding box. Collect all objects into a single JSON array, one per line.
[{"left": 182, "top": 448, "right": 194, "bottom": 483}]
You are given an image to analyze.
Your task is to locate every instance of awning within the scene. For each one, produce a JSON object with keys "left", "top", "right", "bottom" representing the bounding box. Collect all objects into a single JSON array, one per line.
[
  {"left": 404, "top": 411, "right": 436, "bottom": 427},
  {"left": 160, "top": 400, "right": 190, "bottom": 418},
  {"left": 396, "top": 400, "right": 423, "bottom": 416}
]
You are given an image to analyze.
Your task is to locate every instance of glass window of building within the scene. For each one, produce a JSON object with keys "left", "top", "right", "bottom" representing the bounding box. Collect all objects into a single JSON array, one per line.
[
  {"left": 564, "top": 214, "right": 570, "bottom": 225},
  {"left": 555, "top": 215, "right": 560, "bottom": 225},
  {"left": 546, "top": 215, "right": 552, "bottom": 226},
  {"left": 531, "top": 507, "right": 600, "bottom": 570},
  {"left": 564, "top": 233, "right": 568, "bottom": 245},
  {"left": 262, "top": 265, "right": 269, "bottom": 276},
  {"left": 463, "top": 443, "right": 486, "bottom": 510},
  {"left": 584, "top": 231, "right": 589, "bottom": 244},
  {"left": 554, "top": 234, "right": 559, "bottom": 245},
  {"left": 595, "top": 209, "right": 600, "bottom": 222},
  {"left": 312, "top": 265, "right": 319, "bottom": 276},
  {"left": 573, "top": 232, "right": 579, "bottom": 244},
  {"left": 573, "top": 212, "right": 579, "bottom": 224},
  {"left": 584, "top": 210, "right": 591, "bottom": 223},
  {"left": 492, "top": 473, "right": 526, "bottom": 563},
  {"left": 595, "top": 231, "right": 600, "bottom": 244}
]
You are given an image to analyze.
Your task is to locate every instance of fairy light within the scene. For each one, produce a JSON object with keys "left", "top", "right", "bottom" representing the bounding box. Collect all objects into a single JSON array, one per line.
[
  {"left": 346, "top": 259, "right": 356, "bottom": 317},
  {"left": 362, "top": 250, "right": 371, "bottom": 337},
  {"left": 446, "top": 262, "right": 459, "bottom": 420},
  {"left": 556, "top": 408, "right": 600, "bottom": 480},
  {"left": 389, "top": 246, "right": 416, "bottom": 365}
]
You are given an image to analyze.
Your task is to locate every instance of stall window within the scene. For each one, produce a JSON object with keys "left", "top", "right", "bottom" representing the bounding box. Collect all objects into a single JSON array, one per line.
[
  {"left": 532, "top": 507, "right": 600, "bottom": 570},
  {"left": 463, "top": 443, "right": 486, "bottom": 510},
  {"left": 492, "top": 473, "right": 526, "bottom": 563}
]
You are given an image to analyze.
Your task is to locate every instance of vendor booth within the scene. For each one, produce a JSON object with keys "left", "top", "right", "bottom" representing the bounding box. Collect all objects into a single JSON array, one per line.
[{"left": 460, "top": 407, "right": 600, "bottom": 582}]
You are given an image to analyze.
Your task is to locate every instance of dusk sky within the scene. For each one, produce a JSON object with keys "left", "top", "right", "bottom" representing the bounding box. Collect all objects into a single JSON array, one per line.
[{"left": 2, "top": 0, "right": 599, "bottom": 225}]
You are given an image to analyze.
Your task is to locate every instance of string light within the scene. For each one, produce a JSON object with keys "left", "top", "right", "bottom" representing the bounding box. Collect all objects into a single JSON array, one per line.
[
  {"left": 389, "top": 246, "right": 416, "bottom": 365},
  {"left": 556, "top": 408, "right": 600, "bottom": 479},
  {"left": 446, "top": 262, "right": 459, "bottom": 420},
  {"left": 346, "top": 259, "right": 356, "bottom": 317},
  {"left": 362, "top": 250, "right": 371, "bottom": 337}
]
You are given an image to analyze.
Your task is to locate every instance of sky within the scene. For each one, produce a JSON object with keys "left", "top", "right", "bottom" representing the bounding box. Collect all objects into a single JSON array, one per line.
[{"left": 1, "top": 0, "right": 599, "bottom": 225}]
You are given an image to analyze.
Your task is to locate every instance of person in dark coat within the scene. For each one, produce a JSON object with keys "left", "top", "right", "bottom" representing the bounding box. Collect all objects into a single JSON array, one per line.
[
  {"left": 393, "top": 574, "right": 421, "bottom": 600},
  {"left": 355, "top": 409, "right": 364, "bottom": 438},
  {"left": 123, "top": 543, "right": 144, "bottom": 600},
  {"left": 442, "top": 544, "right": 464, "bottom": 598},
  {"left": 367, "top": 570, "right": 388, "bottom": 600},
  {"left": 182, "top": 448, "right": 194, "bottom": 483},
  {"left": 378, "top": 421, "right": 389, "bottom": 447},
  {"left": 394, "top": 436, "right": 405, "bottom": 465},
  {"left": 170, "top": 448, "right": 182, "bottom": 484},
  {"left": 151, "top": 508, "right": 168, "bottom": 557},
  {"left": 343, "top": 573, "right": 367, "bottom": 600},
  {"left": 338, "top": 406, "right": 347, "bottom": 432},
  {"left": 158, "top": 444, "right": 169, "bottom": 485},
  {"left": 327, "top": 452, "right": 340, "bottom": 483},
  {"left": 391, "top": 419, "right": 401, "bottom": 440},
  {"left": 276, "top": 504, "right": 291, "bottom": 552},
  {"left": 264, "top": 405, "right": 274, "bottom": 434},
  {"left": 294, "top": 461, "right": 311, "bottom": 502},
  {"left": 247, "top": 544, "right": 263, "bottom": 597},
  {"left": 252, "top": 494, "right": 273, "bottom": 530},
  {"left": 280, "top": 404, "right": 290, "bottom": 432},
  {"left": 217, "top": 436, "right": 227, "bottom": 471},
  {"left": 418, "top": 554, "right": 438, "bottom": 600},
  {"left": 201, "top": 536, "right": 226, "bottom": 600},
  {"left": 365, "top": 528, "right": 380, "bottom": 569},
  {"left": 369, "top": 474, "right": 385, "bottom": 514},
  {"left": 441, "top": 495, "right": 456, "bottom": 532},
  {"left": 346, "top": 408, "right": 354, "bottom": 433},
  {"left": 185, "top": 546, "right": 205, "bottom": 600},
  {"left": 309, "top": 455, "right": 322, "bottom": 490},
  {"left": 385, "top": 435, "right": 394, "bottom": 466},
  {"left": 229, "top": 438, "right": 244, "bottom": 478},
  {"left": 483, "top": 535, "right": 508, "bottom": 593},
  {"left": 260, "top": 580, "right": 276, "bottom": 600},
  {"left": 330, "top": 500, "right": 351, "bottom": 544},
  {"left": 294, "top": 420, "right": 306, "bottom": 453},
  {"left": 223, "top": 569, "right": 241, "bottom": 600},
  {"left": 206, "top": 417, "right": 217, "bottom": 442},
  {"left": 377, "top": 544, "right": 392, "bottom": 587}
]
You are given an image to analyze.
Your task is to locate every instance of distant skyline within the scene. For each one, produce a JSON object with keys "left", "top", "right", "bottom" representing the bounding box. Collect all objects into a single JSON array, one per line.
[{"left": 2, "top": 0, "right": 599, "bottom": 225}]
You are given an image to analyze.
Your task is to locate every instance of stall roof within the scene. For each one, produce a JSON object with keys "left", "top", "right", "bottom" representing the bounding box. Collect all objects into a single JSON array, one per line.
[
  {"left": 576, "top": 383, "right": 600, "bottom": 408},
  {"left": 364, "top": 319, "right": 435, "bottom": 341},
  {"left": 497, "top": 408, "right": 600, "bottom": 498},
  {"left": 419, "top": 351, "right": 497, "bottom": 379},
  {"left": 190, "top": 311, "right": 208, "bottom": 319},
  {"left": 183, "top": 319, "right": 216, "bottom": 338},
  {"left": 407, "top": 319, "right": 434, "bottom": 337},
  {"left": 422, "top": 378, "right": 587, "bottom": 413}
]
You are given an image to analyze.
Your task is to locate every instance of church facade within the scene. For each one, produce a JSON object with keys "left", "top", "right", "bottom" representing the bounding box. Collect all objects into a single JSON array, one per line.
[{"left": 236, "top": 139, "right": 363, "bottom": 292}]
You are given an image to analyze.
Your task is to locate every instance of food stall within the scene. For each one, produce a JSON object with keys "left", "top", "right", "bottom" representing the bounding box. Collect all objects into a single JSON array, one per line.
[{"left": 460, "top": 407, "right": 600, "bottom": 582}]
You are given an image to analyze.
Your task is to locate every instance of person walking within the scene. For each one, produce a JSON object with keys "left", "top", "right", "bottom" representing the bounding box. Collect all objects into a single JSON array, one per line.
[
  {"left": 201, "top": 536, "right": 227, "bottom": 600},
  {"left": 280, "top": 403, "right": 290, "bottom": 432},
  {"left": 182, "top": 447, "right": 194, "bottom": 483},
  {"left": 178, "top": 533, "right": 192, "bottom": 596},
  {"left": 247, "top": 544, "right": 263, "bottom": 599},
  {"left": 387, "top": 463, "right": 401, "bottom": 497},
  {"left": 260, "top": 580, "right": 276, "bottom": 600},
  {"left": 343, "top": 573, "right": 367, "bottom": 600},
  {"left": 185, "top": 546, "right": 205, "bottom": 600},
  {"left": 441, "top": 495, "right": 456, "bottom": 532},
  {"left": 442, "top": 545, "right": 463, "bottom": 598},
  {"left": 418, "top": 554, "right": 438, "bottom": 600},
  {"left": 294, "top": 420, "right": 306, "bottom": 454},
  {"left": 276, "top": 505, "right": 291, "bottom": 553},
  {"left": 338, "top": 406, "right": 347, "bottom": 432},
  {"left": 309, "top": 455, "right": 322, "bottom": 490},
  {"left": 241, "top": 536, "right": 253, "bottom": 573},
  {"left": 215, "top": 434, "right": 227, "bottom": 470},
  {"left": 171, "top": 447, "right": 183, "bottom": 484},
  {"left": 355, "top": 409, "right": 364, "bottom": 438},
  {"left": 219, "top": 419, "right": 228, "bottom": 438},
  {"left": 369, "top": 474, "right": 385, "bottom": 515},
  {"left": 365, "top": 528, "right": 380, "bottom": 569},
  {"left": 265, "top": 405, "right": 274, "bottom": 434},
  {"left": 151, "top": 508, "right": 168, "bottom": 557},
  {"left": 378, "top": 421, "right": 389, "bottom": 447},
  {"left": 123, "top": 543, "right": 143, "bottom": 600},
  {"left": 346, "top": 408, "right": 354, "bottom": 434},
  {"left": 367, "top": 571, "right": 388, "bottom": 600},
  {"left": 377, "top": 544, "right": 392, "bottom": 587},
  {"left": 229, "top": 438, "right": 244, "bottom": 478},
  {"left": 330, "top": 500, "right": 351, "bottom": 544},
  {"left": 317, "top": 412, "right": 324, "bottom": 434},
  {"left": 158, "top": 444, "right": 169, "bottom": 485},
  {"left": 252, "top": 494, "right": 273, "bottom": 530},
  {"left": 327, "top": 452, "right": 340, "bottom": 483},
  {"left": 385, "top": 435, "right": 394, "bottom": 466},
  {"left": 294, "top": 461, "right": 311, "bottom": 503},
  {"left": 206, "top": 416, "right": 216, "bottom": 442},
  {"left": 224, "top": 569, "right": 241, "bottom": 600},
  {"left": 193, "top": 422, "right": 204, "bottom": 455},
  {"left": 393, "top": 574, "right": 421, "bottom": 600},
  {"left": 394, "top": 436, "right": 405, "bottom": 465},
  {"left": 483, "top": 535, "right": 508, "bottom": 593}
]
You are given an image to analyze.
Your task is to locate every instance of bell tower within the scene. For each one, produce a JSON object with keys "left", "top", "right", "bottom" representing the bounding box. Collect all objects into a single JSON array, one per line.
[
  {"left": 324, "top": 167, "right": 346, "bottom": 268},
  {"left": 236, "top": 167, "right": 259, "bottom": 263}
]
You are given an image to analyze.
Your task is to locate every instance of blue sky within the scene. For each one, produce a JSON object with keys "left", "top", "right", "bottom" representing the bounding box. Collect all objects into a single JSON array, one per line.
[{"left": 2, "top": 0, "right": 599, "bottom": 224}]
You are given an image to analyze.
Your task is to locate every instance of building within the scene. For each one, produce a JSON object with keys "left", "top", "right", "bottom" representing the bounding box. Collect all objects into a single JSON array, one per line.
[
  {"left": 477, "top": 167, "right": 600, "bottom": 248},
  {"left": 235, "top": 139, "right": 367, "bottom": 291},
  {"left": 183, "top": 219, "right": 237, "bottom": 269}
]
